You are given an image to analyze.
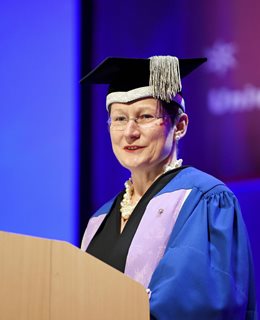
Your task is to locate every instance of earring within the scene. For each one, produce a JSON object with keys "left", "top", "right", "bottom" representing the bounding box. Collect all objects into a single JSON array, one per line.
[{"left": 175, "top": 135, "right": 180, "bottom": 141}]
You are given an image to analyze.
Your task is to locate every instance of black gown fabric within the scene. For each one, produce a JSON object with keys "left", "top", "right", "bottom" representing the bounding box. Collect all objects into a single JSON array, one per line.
[{"left": 86, "top": 167, "right": 186, "bottom": 272}]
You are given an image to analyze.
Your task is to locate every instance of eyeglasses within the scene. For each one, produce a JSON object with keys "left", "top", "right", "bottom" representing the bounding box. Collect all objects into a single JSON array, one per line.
[{"left": 107, "top": 114, "right": 170, "bottom": 131}]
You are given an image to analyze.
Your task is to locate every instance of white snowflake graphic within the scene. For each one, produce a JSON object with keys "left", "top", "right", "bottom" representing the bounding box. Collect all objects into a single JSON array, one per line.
[{"left": 204, "top": 41, "right": 237, "bottom": 76}]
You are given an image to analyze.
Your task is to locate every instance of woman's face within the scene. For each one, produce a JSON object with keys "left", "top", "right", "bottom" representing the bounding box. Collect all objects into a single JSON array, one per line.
[{"left": 109, "top": 98, "right": 175, "bottom": 174}]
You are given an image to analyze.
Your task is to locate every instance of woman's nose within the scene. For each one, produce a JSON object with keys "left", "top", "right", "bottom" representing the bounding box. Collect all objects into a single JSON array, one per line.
[{"left": 123, "top": 119, "right": 140, "bottom": 140}]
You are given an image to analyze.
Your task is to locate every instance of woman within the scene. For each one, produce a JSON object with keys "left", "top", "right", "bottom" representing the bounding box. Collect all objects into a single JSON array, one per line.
[{"left": 81, "top": 56, "right": 257, "bottom": 319}]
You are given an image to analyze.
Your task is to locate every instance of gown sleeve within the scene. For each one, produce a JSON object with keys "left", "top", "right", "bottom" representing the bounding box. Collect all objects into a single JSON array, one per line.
[{"left": 148, "top": 186, "right": 257, "bottom": 320}]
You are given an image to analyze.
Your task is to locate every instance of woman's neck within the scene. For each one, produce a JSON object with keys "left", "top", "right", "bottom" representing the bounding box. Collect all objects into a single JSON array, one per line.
[
  {"left": 130, "top": 155, "right": 179, "bottom": 202},
  {"left": 130, "top": 168, "right": 164, "bottom": 201}
]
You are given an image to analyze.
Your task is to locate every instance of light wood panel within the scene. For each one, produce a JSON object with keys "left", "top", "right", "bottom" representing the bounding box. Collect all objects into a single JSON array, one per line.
[
  {"left": 0, "top": 232, "right": 51, "bottom": 320},
  {"left": 0, "top": 231, "right": 149, "bottom": 320}
]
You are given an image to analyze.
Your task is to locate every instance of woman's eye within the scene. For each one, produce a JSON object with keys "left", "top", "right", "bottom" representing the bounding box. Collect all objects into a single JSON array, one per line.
[
  {"left": 114, "top": 116, "right": 127, "bottom": 122},
  {"left": 139, "top": 114, "right": 154, "bottom": 120}
]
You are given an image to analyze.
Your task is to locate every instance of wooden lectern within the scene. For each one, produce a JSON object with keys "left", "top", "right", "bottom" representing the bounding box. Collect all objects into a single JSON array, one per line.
[{"left": 0, "top": 231, "right": 149, "bottom": 320}]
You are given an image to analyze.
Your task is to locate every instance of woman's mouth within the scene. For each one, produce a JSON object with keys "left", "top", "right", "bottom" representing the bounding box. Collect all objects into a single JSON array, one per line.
[{"left": 124, "top": 145, "right": 144, "bottom": 151}]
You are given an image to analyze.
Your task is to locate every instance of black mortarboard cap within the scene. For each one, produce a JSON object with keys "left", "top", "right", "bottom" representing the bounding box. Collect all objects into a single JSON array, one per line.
[{"left": 80, "top": 56, "right": 207, "bottom": 110}]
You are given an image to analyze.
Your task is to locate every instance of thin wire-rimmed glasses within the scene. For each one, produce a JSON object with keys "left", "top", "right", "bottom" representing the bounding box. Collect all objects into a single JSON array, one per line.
[{"left": 107, "top": 114, "right": 171, "bottom": 131}]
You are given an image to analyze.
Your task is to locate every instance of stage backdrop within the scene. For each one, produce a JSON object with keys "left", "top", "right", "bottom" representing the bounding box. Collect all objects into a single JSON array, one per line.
[
  {"left": 0, "top": 1, "right": 79, "bottom": 244},
  {"left": 82, "top": 0, "right": 260, "bottom": 304}
]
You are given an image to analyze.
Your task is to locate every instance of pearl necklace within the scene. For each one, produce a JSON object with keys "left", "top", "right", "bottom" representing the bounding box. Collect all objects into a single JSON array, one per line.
[{"left": 120, "top": 159, "right": 183, "bottom": 221}]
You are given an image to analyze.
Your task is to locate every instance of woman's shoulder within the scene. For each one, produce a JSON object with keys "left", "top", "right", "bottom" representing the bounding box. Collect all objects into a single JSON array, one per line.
[
  {"left": 92, "top": 196, "right": 117, "bottom": 217},
  {"left": 92, "top": 190, "right": 124, "bottom": 217},
  {"left": 169, "top": 166, "right": 233, "bottom": 196}
]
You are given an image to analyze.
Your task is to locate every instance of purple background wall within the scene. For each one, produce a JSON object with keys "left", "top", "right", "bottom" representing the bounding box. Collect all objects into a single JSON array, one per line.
[
  {"left": 86, "top": 0, "right": 260, "bottom": 305},
  {"left": 0, "top": 1, "right": 79, "bottom": 244}
]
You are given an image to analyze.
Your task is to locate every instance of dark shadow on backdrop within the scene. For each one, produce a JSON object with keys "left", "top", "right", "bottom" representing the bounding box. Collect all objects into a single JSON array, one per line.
[{"left": 78, "top": 0, "right": 93, "bottom": 245}]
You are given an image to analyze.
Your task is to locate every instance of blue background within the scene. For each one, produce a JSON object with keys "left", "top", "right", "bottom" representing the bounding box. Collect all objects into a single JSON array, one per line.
[{"left": 0, "top": 1, "right": 79, "bottom": 244}]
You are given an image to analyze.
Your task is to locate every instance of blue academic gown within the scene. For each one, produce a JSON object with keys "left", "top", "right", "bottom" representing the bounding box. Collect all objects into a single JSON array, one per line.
[
  {"left": 148, "top": 167, "right": 257, "bottom": 319},
  {"left": 82, "top": 167, "right": 257, "bottom": 319}
]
